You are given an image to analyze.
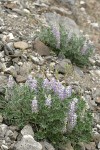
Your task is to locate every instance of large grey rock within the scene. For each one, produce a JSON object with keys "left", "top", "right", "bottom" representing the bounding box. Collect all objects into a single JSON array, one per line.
[
  {"left": 40, "top": 141, "right": 55, "bottom": 150},
  {"left": 0, "top": 124, "right": 8, "bottom": 138},
  {"left": 56, "top": 0, "right": 76, "bottom": 5},
  {"left": 14, "top": 135, "right": 42, "bottom": 150},
  {"left": 55, "top": 59, "right": 72, "bottom": 74},
  {"left": 19, "top": 62, "right": 33, "bottom": 76},
  {"left": 14, "top": 41, "right": 29, "bottom": 50},
  {"left": 60, "top": 142, "right": 74, "bottom": 150},
  {"left": 45, "top": 12, "right": 80, "bottom": 36},
  {"left": 21, "top": 125, "right": 34, "bottom": 137},
  {"left": 33, "top": 40, "right": 50, "bottom": 56}
]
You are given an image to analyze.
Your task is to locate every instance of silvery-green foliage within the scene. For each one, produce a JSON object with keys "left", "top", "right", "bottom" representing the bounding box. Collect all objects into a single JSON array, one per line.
[
  {"left": 39, "top": 25, "right": 93, "bottom": 67},
  {"left": 2, "top": 76, "right": 92, "bottom": 148}
]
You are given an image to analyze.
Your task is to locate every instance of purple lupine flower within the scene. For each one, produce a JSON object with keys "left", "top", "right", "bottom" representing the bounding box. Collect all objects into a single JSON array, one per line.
[
  {"left": 68, "top": 99, "right": 78, "bottom": 130},
  {"left": 26, "top": 75, "right": 37, "bottom": 91},
  {"left": 43, "top": 78, "right": 50, "bottom": 89},
  {"left": 57, "top": 86, "right": 67, "bottom": 100},
  {"left": 50, "top": 78, "right": 57, "bottom": 91},
  {"left": 7, "top": 75, "right": 15, "bottom": 89},
  {"left": 31, "top": 78, "right": 37, "bottom": 90},
  {"left": 69, "top": 113, "right": 77, "bottom": 129},
  {"left": 67, "top": 30, "right": 73, "bottom": 41},
  {"left": 66, "top": 86, "right": 72, "bottom": 98},
  {"left": 81, "top": 41, "right": 88, "bottom": 55},
  {"left": 45, "top": 94, "right": 52, "bottom": 108},
  {"left": 51, "top": 24, "right": 60, "bottom": 49},
  {"left": 49, "top": 79, "right": 67, "bottom": 100},
  {"left": 32, "top": 97, "right": 38, "bottom": 113}
]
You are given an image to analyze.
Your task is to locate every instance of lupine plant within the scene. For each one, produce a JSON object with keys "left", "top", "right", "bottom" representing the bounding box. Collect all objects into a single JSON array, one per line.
[
  {"left": 2, "top": 75, "right": 92, "bottom": 148},
  {"left": 39, "top": 25, "right": 94, "bottom": 67}
]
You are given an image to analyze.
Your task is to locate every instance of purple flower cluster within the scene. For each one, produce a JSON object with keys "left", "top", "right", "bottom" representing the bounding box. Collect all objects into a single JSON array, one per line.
[
  {"left": 26, "top": 75, "right": 37, "bottom": 91},
  {"left": 45, "top": 94, "right": 52, "bottom": 108},
  {"left": 51, "top": 24, "right": 60, "bottom": 49},
  {"left": 81, "top": 41, "right": 88, "bottom": 55},
  {"left": 67, "top": 30, "right": 73, "bottom": 41},
  {"left": 68, "top": 98, "right": 78, "bottom": 130},
  {"left": 43, "top": 78, "right": 72, "bottom": 100},
  {"left": 7, "top": 75, "right": 15, "bottom": 89},
  {"left": 32, "top": 97, "right": 38, "bottom": 113}
]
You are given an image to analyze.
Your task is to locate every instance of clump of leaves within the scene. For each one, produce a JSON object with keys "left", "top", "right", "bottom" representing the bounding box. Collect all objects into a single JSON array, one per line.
[
  {"left": 39, "top": 25, "right": 94, "bottom": 67},
  {"left": 2, "top": 75, "right": 93, "bottom": 149}
]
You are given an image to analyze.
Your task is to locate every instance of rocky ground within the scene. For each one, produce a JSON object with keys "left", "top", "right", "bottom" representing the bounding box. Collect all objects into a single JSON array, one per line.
[{"left": 0, "top": 0, "right": 100, "bottom": 149}]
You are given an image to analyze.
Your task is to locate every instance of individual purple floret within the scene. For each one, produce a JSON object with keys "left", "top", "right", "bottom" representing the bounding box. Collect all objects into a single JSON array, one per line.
[
  {"left": 45, "top": 94, "right": 52, "bottom": 108},
  {"left": 7, "top": 75, "right": 15, "bottom": 89},
  {"left": 26, "top": 75, "right": 37, "bottom": 91},
  {"left": 32, "top": 97, "right": 38, "bottom": 113},
  {"left": 51, "top": 24, "right": 60, "bottom": 49}
]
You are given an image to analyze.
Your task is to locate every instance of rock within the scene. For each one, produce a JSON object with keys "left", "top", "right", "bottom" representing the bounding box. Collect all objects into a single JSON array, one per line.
[
  {"left": 0, "top": 124, "right": 8, "bottom": 137},
  {"left": 85, "top": 0, "right": 96, "bottom": 9},
  {"left": 93, "top": 112, "right": 100, "bottom": 124},
  {"left": 90, "top": 70, "right": 100, "bottom": 77},
  {"left": 30, "top": 55, "right": 44, "bottom": 65},
  {"left": 74, "top": 66, "right": 84, "bottom": 77},
  {"left": 23, "top": 9, "right": 31, "bottom": 14},
  {"left": 0, "top": 51, "right": 4, "bottom": 58},
  {"left": 40, "top": 141, "right": 55, "bottom": 150},
  {"left": 12, "top": 131, "right": 18, "bottom": 140},
  {"left": 0, "top": 62, "right": 3, "bottom": 71},
  {"left": 56, "top": 0, "right": 76, "bottom": 5},
  {"left": 1, "top": 144, "right": 8, "bottom": 150},
  {"left": 97, "top": 124, "right": 100, "bottom": 129},
  {"left": 0, "top": 75, "right": 8, "bottom": 92},
  {"left": 4, "top": 2, "right": 17, "bottom": 9},
  {"left": 55, "top": 59, "right": 72, "bottom": 74},
  {"left": 93, "top": 133, "right": 100, "bottom": 143},
  {"left": 78, "top": 142, "right": 85, "bottom": 150},
  {"left": 84, "top": 142, "right": 96, "bottom": 150},
  {"left": 45, "top": 12, "right": 80, "bottom": 36},
  {"left": 14, "top": 41, "right": 29, "bottom": 50},
  {"left": 0, "top": 114, "right": 3, "bottom": 123},
  {"left": 33, "top": 40, "right": 50, "bottom": 56},
  {"left": 5, "top": 130, "right": 15, "bottom": 140},
  {"left": 19, "top": 62, "right": 33, "bottom": 76},
  {"left": 60, "top": 142, "right": 74, "bottom": 150},
  {"left": 7, "top": 33, "right": 14, "bottom": 40},
  {"left": 14, "top": 49, "right": 22, "bottom": 57},
  {"left": 4, "top": 43, "right": 14, "bottom": 55},
  {"left": 95, "top": 70, "right": 100, "bottom": 77},
  {"left": 89, "top": 57, "right": 95, "bottom": 65},
  {"left": 21, "top": 125, "right": 34, "bottom": 137},
  {"left": 0, "top": 41, "right": 4, "bottom": 51},
  {"left": 95, "top": 97, "right": 100, "bottom": 105},
  {"left": 14, "top": 135, "right": 42, "bottom": 150},
  {"left": 98, "top": 142, "right": 100, "bottom": 149},
  {"left": 16, "top": 75, "right": 27, "bottom": 83},
  {"left": 96, "top": 60, "right": 100, "bottom": 67},
  {"left": 4, "top": 66, "right": 17, "bottom": 77}
]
